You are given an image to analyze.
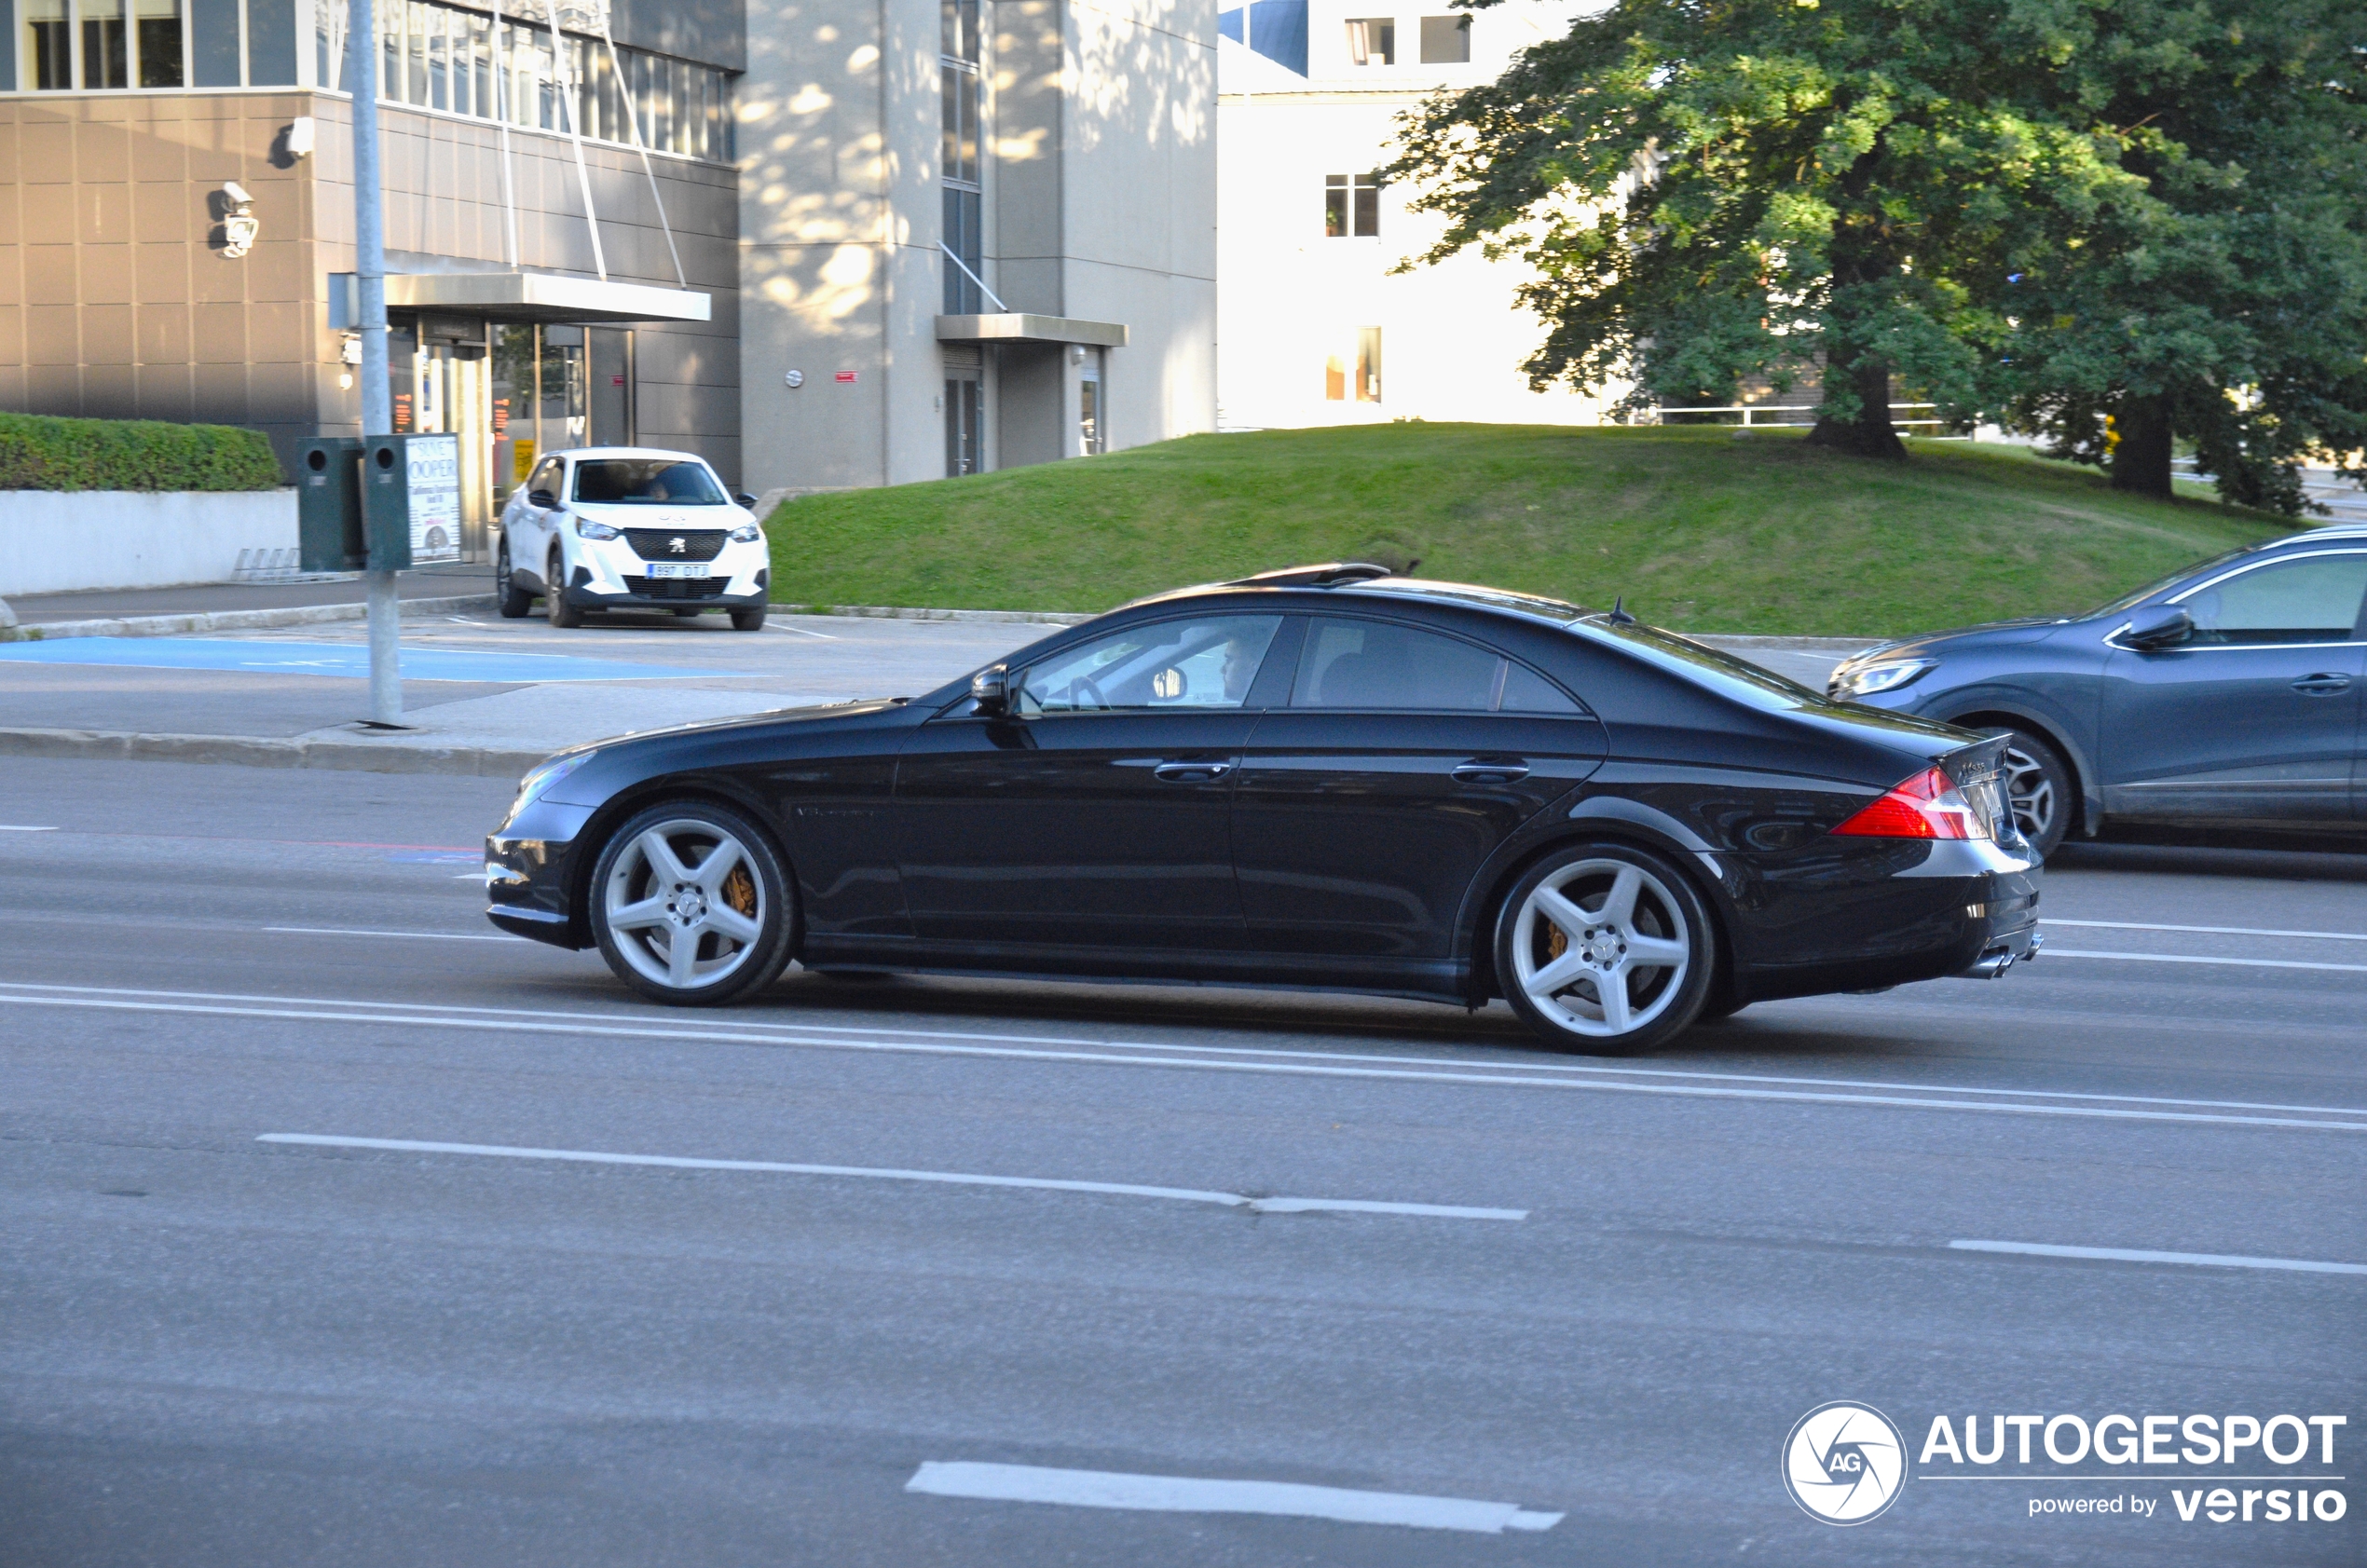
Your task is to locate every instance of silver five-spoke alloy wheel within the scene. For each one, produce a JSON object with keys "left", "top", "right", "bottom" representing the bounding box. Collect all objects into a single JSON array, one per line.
[
  {"left": 1512, "top": 858, "right": 1690, "bottom": 1037},
  {"left": 1496, "top": 844, "right": 1715, "bottom": 1055},
  {"left": 590, "top": 803, "right": 796, "bottom": 1004}
]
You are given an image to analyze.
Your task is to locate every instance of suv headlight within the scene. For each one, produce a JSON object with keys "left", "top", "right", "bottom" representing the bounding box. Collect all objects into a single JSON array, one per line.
[
  {"left": 729, "top": 523, "right": 763, "bottom": 543},
  {"left": 575, "top": 517, "right": 621, "bottom": 541},
  {"left": 1833, "top": 657, "right": 1938, "bottom": 697}
]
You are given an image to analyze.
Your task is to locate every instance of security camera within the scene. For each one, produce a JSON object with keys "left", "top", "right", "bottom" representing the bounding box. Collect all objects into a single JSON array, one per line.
[{"left": 223, "top": 181, "right": 253, "bottom": 208}]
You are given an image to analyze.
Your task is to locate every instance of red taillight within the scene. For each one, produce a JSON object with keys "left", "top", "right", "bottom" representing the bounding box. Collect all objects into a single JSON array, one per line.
[{"left": 1831, "top": 766, "right": 1989, "bottom": 841}]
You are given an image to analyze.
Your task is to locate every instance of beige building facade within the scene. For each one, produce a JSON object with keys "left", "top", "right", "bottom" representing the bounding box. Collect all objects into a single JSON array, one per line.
[{"left": 736, "top": 0, "right": 1218, "bottom": 494}]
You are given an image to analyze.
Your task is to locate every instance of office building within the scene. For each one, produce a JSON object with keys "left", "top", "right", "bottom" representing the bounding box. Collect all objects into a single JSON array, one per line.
[{"left": 0, "top": 0, "right": 1218, "bottom": 557}]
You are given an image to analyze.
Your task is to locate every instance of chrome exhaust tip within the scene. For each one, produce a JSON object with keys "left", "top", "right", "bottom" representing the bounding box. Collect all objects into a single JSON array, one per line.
[{"left": 1963, "top": 945, "right": 2018, "bottom": 979}]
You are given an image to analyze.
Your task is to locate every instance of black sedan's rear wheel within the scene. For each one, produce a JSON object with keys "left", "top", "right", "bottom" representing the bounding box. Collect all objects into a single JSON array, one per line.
[
  {"left": 589, "top": 801, "right": 796, "bottom": 1005},
  {"left": 1495, "top": 842, "right": 1716, "bottom": 1056},
  {"left": 1983, "top": 728, "right": 2074, "bottom": 855}
]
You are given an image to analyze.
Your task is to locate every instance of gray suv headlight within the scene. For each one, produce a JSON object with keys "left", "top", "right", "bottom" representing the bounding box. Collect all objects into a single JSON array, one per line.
[
  {"left": 729, "top": 523, "right": 763, "bottom": 543},
  {"left": 1834, "top": 658, "right": 1937, "bottom": 697}
]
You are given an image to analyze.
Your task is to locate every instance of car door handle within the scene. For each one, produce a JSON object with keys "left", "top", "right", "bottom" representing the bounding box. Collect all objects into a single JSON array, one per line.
[
  {"left": 1452, "top": 759, "right": 1530, "bottom": 784},
  {"left": 1153, "top": 760, "right": 1236, "bottom": 783},
  {"left": 2292, "top": 674, "right": 2353, "bottom": 696}
]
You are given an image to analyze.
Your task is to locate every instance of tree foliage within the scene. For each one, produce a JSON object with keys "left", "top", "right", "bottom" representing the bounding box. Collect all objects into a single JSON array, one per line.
[{"left": 1389, "top": 0, "right": 2367, "bottom": 505}]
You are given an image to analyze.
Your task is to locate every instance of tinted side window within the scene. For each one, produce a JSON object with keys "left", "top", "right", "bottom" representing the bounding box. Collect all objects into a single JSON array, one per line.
[
  {"left": 2176, "top": 554, "right": 2367, "bottom": 644},
  {"left": 1291, "top": 619, "right": 1502, "bottom": 711},
  {"left": 1499, "top": 662, "right": 1581, "bottom": 713},
  {"left": 1016, "top": 615, "right": 1283, "bottom": 716}
]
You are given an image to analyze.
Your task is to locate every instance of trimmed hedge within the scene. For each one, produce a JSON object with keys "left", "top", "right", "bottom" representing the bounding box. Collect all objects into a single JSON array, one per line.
[{"left": 0, "top": 412, "right": 283, "bottom": 492}]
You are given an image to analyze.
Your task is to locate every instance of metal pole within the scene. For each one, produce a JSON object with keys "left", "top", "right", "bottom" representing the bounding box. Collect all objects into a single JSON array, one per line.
[{"left": 348, "top": 0, "right": 403, "bottom": 725}]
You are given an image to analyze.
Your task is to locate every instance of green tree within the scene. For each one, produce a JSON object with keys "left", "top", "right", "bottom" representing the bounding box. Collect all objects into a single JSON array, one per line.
[
  {"left": 1391, "top": 0, "right": 2367, "bottom": 507},
  {"left": 1994, "top": 1, "right": 2367, "bottom": 508}
]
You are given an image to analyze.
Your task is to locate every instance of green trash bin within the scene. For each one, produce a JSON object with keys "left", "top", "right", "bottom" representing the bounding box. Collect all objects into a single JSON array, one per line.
[{"left": 294, "top": 437, "right": 365, "bottom": 573}]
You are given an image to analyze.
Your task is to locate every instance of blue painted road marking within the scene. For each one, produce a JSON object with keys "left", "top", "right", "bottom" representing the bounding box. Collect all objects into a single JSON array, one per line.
[{"left": 0, "top": 637, "right": 712, "bottom": 684}]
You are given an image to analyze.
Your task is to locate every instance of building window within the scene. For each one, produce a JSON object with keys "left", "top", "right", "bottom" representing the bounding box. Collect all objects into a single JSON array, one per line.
[
  {"left": 1079, "top": 359, "right": 1101, "bottom": 455},
  {"left": 940, "top": 0, "right": 985, "bottom": 314},
  {"left": 1417, "top": 14, "right": 1467, "bottom": 63},
  {"left": 24, "top": 0, "right": 73, "bottom": 88},
  {"left": 20, "top": 0, "right": 180, "bottom": 89},
  {"left": 301, "top": 0, "right": 734, "bottom": 164},
  {"left": 1324, "top": 173, "right": 1380, "bottom": 238},
  {"left": 1324, "top": 329, "right": 1382, "bottom": 402},
  {"left": 946, "top": 376, "right": 983, "bottom": 476},
  {"left": 1344, "top": 17, "right": 1393, "bottom": 65}
]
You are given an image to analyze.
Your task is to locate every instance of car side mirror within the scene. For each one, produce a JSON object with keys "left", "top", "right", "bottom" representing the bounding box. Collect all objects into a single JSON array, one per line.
[
  {"left": 972, "top": 663, "right": 1012, "bottom": 716},
  {"left": 527, "top": 488, "right": 559, "bottom": 511},
  {"left": 2123, "top": 605, "right": 2193, "bottom": 649},
  {"left": 734, "top": 492, "right": 759, "bottom": 510}
]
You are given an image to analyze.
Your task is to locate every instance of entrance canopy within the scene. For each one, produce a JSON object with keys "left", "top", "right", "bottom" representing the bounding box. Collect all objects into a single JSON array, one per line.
[
  {"left": 332, "top": 272, "right": 712, "bottom": 327},
  {"left": 937, "top": 312, "right": 1128, "bottom": 348}
]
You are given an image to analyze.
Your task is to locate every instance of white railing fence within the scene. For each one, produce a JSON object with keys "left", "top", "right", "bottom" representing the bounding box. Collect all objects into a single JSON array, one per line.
[{"left": 1641, "top": 402, "right": 1967, "bottom": 437}]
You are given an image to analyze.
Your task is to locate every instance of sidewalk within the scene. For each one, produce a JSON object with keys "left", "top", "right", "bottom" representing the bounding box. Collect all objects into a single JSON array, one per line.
[
  {"left": 2, "top": 564, "right": 496, "bottom": 638},
  {"left": 0, "top": 607, "right": 1875, "bottom": 777}
]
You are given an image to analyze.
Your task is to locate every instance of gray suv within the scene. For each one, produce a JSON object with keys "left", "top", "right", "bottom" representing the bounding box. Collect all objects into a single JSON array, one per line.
[{"left": 1830, "top": 527, "right": 2367, "bottom": 853}]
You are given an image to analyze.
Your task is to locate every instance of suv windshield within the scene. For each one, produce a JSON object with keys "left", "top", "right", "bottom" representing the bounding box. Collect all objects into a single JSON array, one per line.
[{"left": 571, "top": 459, "right": 726, "bottom": 505}]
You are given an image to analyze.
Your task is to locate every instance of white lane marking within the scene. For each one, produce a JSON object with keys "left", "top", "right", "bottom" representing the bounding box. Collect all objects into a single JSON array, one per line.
[
  {"left": 7, "top": 980, "right": 2361, "bottom": 1122},
  {"left": 254, "top": 1135, "right": 1525, "bottom": 1220},
  {"left": 4, "top": 988, "right": 2363, "bottom": 1134},
  {"left": 2047, "top": 918, "right": 2367, "bottom": 944},
  {"left": 767, "top": 623, "right": 839, "bottom": 640},
  {"left": 1950, "top": 1239, "right": 2367, "bottom": 1275},
  {"left": 904, "top": 1462, "right": 1563, "bottom": 1534},
  {"left": 2045, "top": 948, "right": 2367, "bottom": 975},
  {"left": 262, "top": 926, "right": 516, "bottom": 943},
  {"left": 0, "top": 825, "right": 60, "bottom": 832}
]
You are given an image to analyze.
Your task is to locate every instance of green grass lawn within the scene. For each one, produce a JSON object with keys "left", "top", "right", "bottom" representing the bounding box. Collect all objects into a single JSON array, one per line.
[{"left": 764, "top": 424, "right": 2299, "bottom": 637}]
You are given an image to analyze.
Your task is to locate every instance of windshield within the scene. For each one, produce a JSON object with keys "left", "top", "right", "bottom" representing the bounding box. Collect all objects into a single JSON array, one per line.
[
  {"left": 571, "top": 459, "right": 726, "bottom": 506},
  {"left": 2082, "top": 546, "right": 2254, "bottom": 620}
]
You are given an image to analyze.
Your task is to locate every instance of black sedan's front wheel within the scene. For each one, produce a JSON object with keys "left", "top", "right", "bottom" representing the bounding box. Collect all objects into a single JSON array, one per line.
[
  {"left": 1495, "top": 843, "right": 1716, "bottom": 1056},
  {"left": 589, "top": 802, "right": 797, "bottom": 1005}
]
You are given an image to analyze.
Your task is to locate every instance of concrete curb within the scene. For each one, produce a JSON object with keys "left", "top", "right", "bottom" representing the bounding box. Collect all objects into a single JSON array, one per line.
[
  {"left": 790, "top": 603, "right": 1094, "bottom": 626},
  {"left": 1694, "top": 634, "right": 1884, "bottom": 655},
  {"left": 0, "top": 726, "right": 549, "bottom": 777},
  {"left": 0, "top": 593, "right": 497, "bottom": 642}
]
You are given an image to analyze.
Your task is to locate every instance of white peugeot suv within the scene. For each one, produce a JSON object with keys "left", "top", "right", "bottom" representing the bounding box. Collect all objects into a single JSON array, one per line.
[{"left": 496, "top": 446, "right": 772, "bottom": 631}]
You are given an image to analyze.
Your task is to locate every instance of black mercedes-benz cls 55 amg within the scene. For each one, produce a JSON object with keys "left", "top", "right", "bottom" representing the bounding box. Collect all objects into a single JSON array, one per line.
[{"left": 485, "top": 566, "right": 2041, "bottom": 1055}]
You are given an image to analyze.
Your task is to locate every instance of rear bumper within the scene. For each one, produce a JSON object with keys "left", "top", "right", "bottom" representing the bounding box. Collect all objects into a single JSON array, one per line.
[{"left": 1726, "top": 837, "right": 2042, "bottom": 1002}]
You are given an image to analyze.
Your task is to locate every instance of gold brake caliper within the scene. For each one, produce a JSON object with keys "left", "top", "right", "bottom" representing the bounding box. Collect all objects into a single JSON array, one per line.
[
  {"left": 723, "top": 864, "right": 759, "bottom": 919},
  {"left": 1545, "top": 921, "right": 1568, "bottom": 961}
]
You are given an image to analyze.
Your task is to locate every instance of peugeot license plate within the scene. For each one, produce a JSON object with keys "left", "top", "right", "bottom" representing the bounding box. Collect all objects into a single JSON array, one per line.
[{"left": 648, "top": 563, "right": 706, "bottom": 580}]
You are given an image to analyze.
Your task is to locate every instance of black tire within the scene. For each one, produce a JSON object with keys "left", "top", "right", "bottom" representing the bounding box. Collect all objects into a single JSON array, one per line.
[
  {"left": 1982, "top": 728, "right": 2074, "bottom": 855},
  {"left": 588, "top": 800, "right": 797, "bottom": 1006},
  {"left": 545, "top": 551, "right": 584, "bottom": 629},
  {"left": 495, "top": 536, "right": 534, "bottom": 618},
  {"left": 731, "top": 603, "right": 769, "bottom": 632},
  {"left": 1494, "top": 841, "right": 1717, "bottom": 1056}
]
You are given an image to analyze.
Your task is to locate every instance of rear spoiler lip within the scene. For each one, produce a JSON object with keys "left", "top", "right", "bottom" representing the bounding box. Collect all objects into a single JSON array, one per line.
[{"left": 1936, "top": 732, "right": 2009, "bottom": 786}]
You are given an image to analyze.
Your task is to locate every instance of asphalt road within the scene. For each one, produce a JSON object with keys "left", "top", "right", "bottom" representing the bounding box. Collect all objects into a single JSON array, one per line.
[{"left": 1, "top": 758, "right": 2360, "bottom": 1566}]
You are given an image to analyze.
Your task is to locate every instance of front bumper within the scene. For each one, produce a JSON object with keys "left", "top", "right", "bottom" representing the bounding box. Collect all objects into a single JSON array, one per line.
[
  {"left": 566, "top": 535, "right": 770, "bottom": 611},
  {"left": 485, "top": 798, "right": 596, "bottom": 948}
]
